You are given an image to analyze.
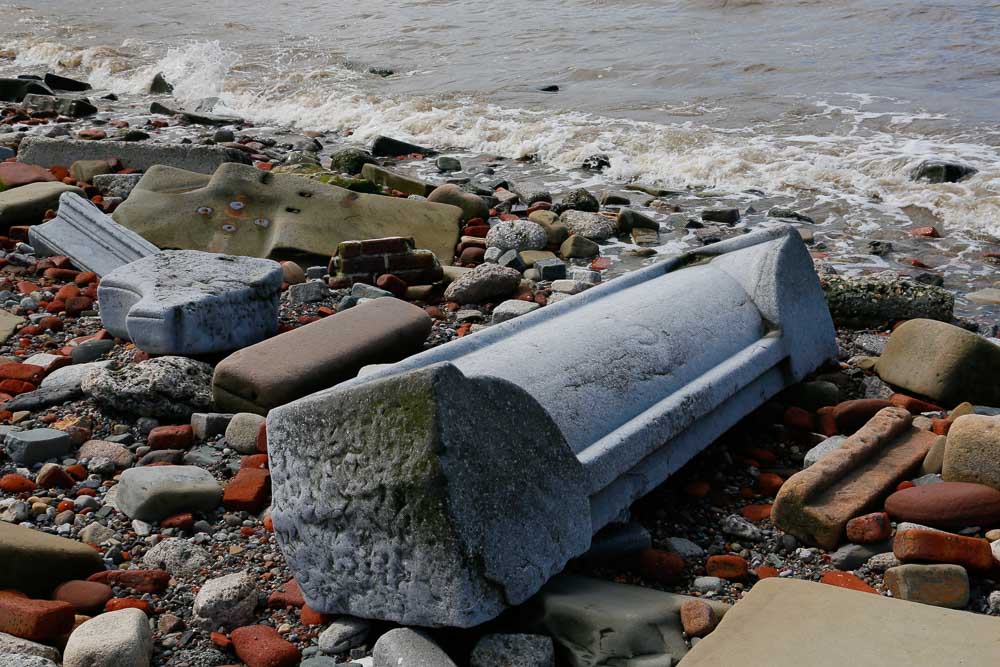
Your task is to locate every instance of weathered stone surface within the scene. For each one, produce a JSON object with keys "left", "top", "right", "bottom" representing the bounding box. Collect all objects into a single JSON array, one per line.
[
  {"left": 876, "top": 319, "right": 1000, "bottom": 407},
  {"left": 485, "top": 220, "right": 547, "bottom": 252},
  {"left": 885, "top": 482, "right": 1000, "bottom": 530},
  {"left": 141, "top": 539, "right": 210, "bottom": 578},
  {"left": 317, "top": 616, "right": 369, "bottom": 655},
  {"left": 3, "top": 428, "right": 71, "bottom": 465},
  {"left": 28, "top": 193, "right": 159, "bottom": 276},
  {"left": 680, "top": 577, "right": 1000, "bottom": 666},
  {"left": 427, "top": 183, "right": 489, "bottom": 222},
  {"left": 470, "top": 634, "right": 554, "bottom": 667},
  {"left": 63, "top": 608, "right": 152, "bottom": 667},
  {"left": 559, "top": 210, "right": 615, "bottom": 241},
  {"left": 99, "top": 250, "right": 282, "bottom": 355},
  {"left": 822, "top": 274, "right": 953, "bottom": 327},
  {"left": 116, "top": 465, "right": 222, "bottom": 521},
  {"left": 361, "top": 163, "right": 433, "bottom": 197},
  {"left": 0, "top": 522, "right": 103, "bottom": 596},
  {"left": 942, "top": 414, "right": 1000, "bottom": 489},
  {"left": 17, "top": 135, "right": 250, "bottom": 173},
  {"left": 0, "top": 631, "right": 61, "bottom": 662},
  {"left": 772, "top": 407, "right": 940, "bottom": 549},
  {"left": 373, "top": 628, "right": 455, "bottom": 667},
  {"left": 0, "top": 182, "right": 84, "bottom": 227},
  {"left": 192, "top": 571, "right": 257, "bottom": 631},
  {"left": 522, "top": 574, "right": 729, "bottom": 667},
  {"left": 213, "top": 298, "right": 431, "bottom": 414},
  {"left": 270, "top": 363, "right": 591, "bottom": 627},
  {"left": 113, "top": 163, "right": 461, "bottom": 264},
  {"left": 82, "top": 356, "right": 214, "bottom": 419},
  {"left": 884, "top": 564, "right": 969, "bottom": 608},
  {"left": 442, "top": 263, "right": 521, "bottom": 304},
  {"left": 225, "top": 413, "right": 265, "bottom": 454},
  {"left": 270, "top": 226, "right": 836, "bottom": 626}
]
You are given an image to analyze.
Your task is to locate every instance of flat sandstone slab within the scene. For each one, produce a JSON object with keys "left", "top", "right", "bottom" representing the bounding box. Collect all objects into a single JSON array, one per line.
[
  {"left": 98, "top": 250, "right": 283, "bottom": 355},
  {"left": 679, "top": 578, "right": 1000, "bottom": 666},
  {"left": 213, "top": 297, "right": 432, "bottom": 414},
  {"left": 0, "top": 521, "right": 104, "bottom": 596},
  {"left": 16, "top": 135, "right": 251, "bottom": 173},
  {"left": 772, "top": 407, "right": 940, "bottom": 548}
]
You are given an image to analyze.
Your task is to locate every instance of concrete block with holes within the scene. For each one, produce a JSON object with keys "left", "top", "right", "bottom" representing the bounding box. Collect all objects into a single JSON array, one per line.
[
  {"left": 98, "top": 250, "right": 283, "bottom": 355},
  {"left": 111, "top": 162, "right": 463, "bottom": 263},
  {"left": 268, "top": 224, "right": 838, "bottom": 627}
]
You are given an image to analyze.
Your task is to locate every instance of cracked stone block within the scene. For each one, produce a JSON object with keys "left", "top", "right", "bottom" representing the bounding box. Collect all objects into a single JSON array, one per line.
[
  {"left": 16, "top": 135, "right": 251, "bottom": 173},
  {"left": 98, "top": 250, "right": 283, "bottom": 355},
  {"left": 29, "top": 193, "right": 159, "bottom": 276},
  {"left": 113, "top": 163, "right": 461, "bottom": 263},
  {"left": 269, "top": 225, "right": 837, "bottom": 626}
]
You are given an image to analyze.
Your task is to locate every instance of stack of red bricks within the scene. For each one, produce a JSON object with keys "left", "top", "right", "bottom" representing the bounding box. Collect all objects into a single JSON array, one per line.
[{"left": 328, "top": 236, "right": 442, "bottom": 288}]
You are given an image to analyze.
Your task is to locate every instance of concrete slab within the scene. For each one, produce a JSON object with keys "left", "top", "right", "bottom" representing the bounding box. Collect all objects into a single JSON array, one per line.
[
  {"left": 679, "top": 578, "right": 1000, "bottom": 666},
  {"left": 16, "top": 135, "right": 251, "bottom": 173}
]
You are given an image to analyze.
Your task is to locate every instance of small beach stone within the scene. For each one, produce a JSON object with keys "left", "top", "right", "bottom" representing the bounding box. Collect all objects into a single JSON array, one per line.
[
  {"left": 373, "top": 628, "right": 457, "bottom": 667},
  {"left": 117, "top": 465, "right": 222, "bottom": 521},
  {"left": 193, "top": 571, "right": 258, "bottom": 631},
  {"left": 318, "top": 616, "right": 370, "bottom": 655},
  {"left": 559, "top": 210, "right": 615, "bottom": 241},
  {"left": 492, "top": 300, "right": 540, "bottom": 324},
  {"left": 63, "top": 608, "right": 152, "bottom": 667},
  {"left": 443, "top": 263, "right": 521, "bottom": 305},
  {"left": 142, "top": 539, "right": 211, "bottom": 578},
  {"left": 225, "top": 413, "right": 266, "bottom": 455}
]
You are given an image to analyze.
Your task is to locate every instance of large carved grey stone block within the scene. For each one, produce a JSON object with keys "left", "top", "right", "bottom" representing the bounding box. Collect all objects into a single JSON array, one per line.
[
  {"left": 29, "top": 193, "right": 159, "bottom": 276},
  {"left": 268, "top": 224, "right": 837, "bottom": 627},
  {"left": 98, "top": 250, "right": 283, "bottom": 355},
  {"left": 16, "top": 135, "right": 251, "bottom": 173}
]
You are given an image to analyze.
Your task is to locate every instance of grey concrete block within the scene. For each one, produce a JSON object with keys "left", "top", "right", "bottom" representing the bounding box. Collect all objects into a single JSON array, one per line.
[
  {"left": 92, "top": 173, "right": 144, "bottom": 199},
  {"left": 373, "top": 629, "right": 456, "bottom": 667},
  {"left": 28, "top": 193, "right": 159, "bottom": 276},
  {"left": 16, "top": 135, "right": 251, "bottom": 173},
  {"left": 98, "top": 250, "right": 283, "bottom": 355},
  {"left": 0, "top": 182, "right": 84, "bottom": 226},
  {"left": 3, "top": 428, "right": 71, "bottom": 465},
  {"left": 269, "top": 225, "right": 837, "bottom": 626},
  {"left": 116, "top": 465, "right": 222, "bottom": 521}
]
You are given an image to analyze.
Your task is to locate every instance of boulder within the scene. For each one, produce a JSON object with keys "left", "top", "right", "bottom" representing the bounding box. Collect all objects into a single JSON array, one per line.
[
  {"left": 485, "top": 220, "right": 547, "bottom": 252},
  {"left": 63, "top": 608, "right": 152, "bottom": 667},
  {"left": 522, "top": 574, "right": 729, "bottom": 666},
  {"left": 192, "top": 571, "right": 257, "bottom": 631},
  {"left": 0, "top": 78, "right": 53, "bottom": 103},
  {"left": 442, "top": 263, "right": 521, "bottom": 304},
  {"left": 370, "top": 135, "right": 435, "bottom": 157},
  {"left": 0, "top": 182, "right": 84, "bottom": 227},
  {"left": 772, "top": 407, "right": 940, "bottom": 549},
  {"left": 212, "top": 298, "right": 431, "bottom": 415},
  {"left": 559, "top": 210, "right": 615, "bottom": 241},
  {"left": 328, "top": 147, "right": 376, "bottom": 175},
  {"left": 141, "top": 539, "right": 210, "bottom": 578},
  {"left": 116, "top": 465, "right": 222, "bottom": 521},
  {"left": 98, "top": 250, "right": 283, "bottom": 355},
  {"left": 225, "top": 413, "right": 265, "bottom": 454},
  {"left": 112, "top": 163, "right": 462, "bottom": 264},
  {"left": 876, "top": 319, "right": 1000, "bottom": 407},
  {"left": 0, "top": 522, "right": 103, "bottom": 597},
  {"left": 82, "top": 356, "right": 214, "bottom": 419},
  {"left": 942, "top": 414, "right": 1000, "bottom": 489},
  {"left": 560, "top": 188, "right": 599, "bottom": 212},
  {"left": 885, "top": 482, "right": 1000, "bottom": 531},
  {"left": 16, "top": 135, "right": 250, "bottom": 173},
  {"left": 822, "top": 275, "right": 953, "bottom": 327},
  {"left": 680, "top": 577, "right": 999, "bottom": 666},
  {"left": 427, "top": 184, "right": 489, "bottom": 222},
  {"left": 28, "top": 193, "right": 160, "bottom": 276},
  {"left": 470, "top": 634, "right": 554, "bottom": 667},
  {"left": 3, "top": 428, "right": 71, "bottom": 465},
  {"left": 911, "top": 160, "right": 978, "bottom": 183}
]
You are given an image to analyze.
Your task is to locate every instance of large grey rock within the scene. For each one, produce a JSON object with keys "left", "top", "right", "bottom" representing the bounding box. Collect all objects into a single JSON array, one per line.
[
  {"left": 269, "top": 225, "right": 837, "bottom": 626},
  {"left": 470, "top": 634, "right": 554, "bottom": 667},
  {"left": 559, "top": 210, "right": 616, "bottom": 241},
  {"left": 28, "top": 193, "right": 159, "bottom": 276},
  {"left": 142, "top": 538, "right": 211, "bottom": 578},
  {"left": 116, "top": 465, "right": 222, "bottom": 521},
  {"left": 192, "top": 571, "right": 257, "bottom": 631},
  {"left": 0, "top": 182, "right": 84, "bottom": 226},
  {"left": 485, "top": 220, "right": 548, "bottom": 252},
  {"left": 99, "top": 250, "right": 283, "bottom": 355},
  {"left": 681, "top": 577, "right": 1000, "bottom": 666},
  {"left": 0, "top": 631, "right": 61, "bottom": 662},
  {"left": 17, "top": 135, "right": 250, "bottom": 173},
  {"left": 40, "top": 360, "right": 112, "bottom": 393},
  {"left": 523, "top": 574, "right": 730, "bottom": 667},
  {"left": 373, "top": 629, "right": 456, "bottom": 667},
  {"left": 822, "top": 273, "right": 953, "bottom": 327},
  {"left": 82, "top": 356, "right": 214, "bottom": 419},
  {"left": 63, "top": 608, "right": 152, "bottom": 667},
  {"left": 112, "top": 163, "right": 461, "bottom": 264},
  {"left": 3, "top": 428, "right": 71, "bottom": 465},
  {"left": 443, "top": 263, "right": 522, "bottom": 304}
]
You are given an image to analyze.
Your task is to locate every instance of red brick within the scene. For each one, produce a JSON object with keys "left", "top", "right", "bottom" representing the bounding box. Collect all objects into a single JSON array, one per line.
[
  {"left": 845, "top": 512, "right": 891, "bottom": 543},
  {"left": 375, "top": 273, "right": 407, "bottom": 298},
  {"left": 911, "top": 226, "right": 941, "bottom": 238},
  {"left": 300, "top": 604, "right": 330, "bottom": 626},
  {"left": 75, "top": 271, "right": 98, "bottom": 286},
  {"left": 256, "top": 422, "right": 267, "bottom": 453},
  {"left": 890, "top": 393, "right": 944, "bottom": 415},
  {"left": 88, "top": 569, "right": 170, "bottom": 593},
  {"left": 43, "top": 268, "right": 78, "bottom": 281},
  {"left": 105, "top": 597, "right": 152, "bottom": 614},
  {"left": 53, "top": 580, "right": 113, "bottom": 614},
  {"left": 755, "top": 566, "right": 780, "bottom": 579},
  {"left": 160, "top": 513, "right": 194, "bottom": 531},
  {"left": 741, "top": 504, "right": 772, "bottom": 522},
  {"left": 55, "top": 284, "right": 80, "bottom": 302},
  {"left": 833, "top": 399, "right": 894, "bottom": 435},
  {"left": 267, "top": 579, "right": 305, "bottom": 609},
  {"left": 0, "top": 590, "right": 75, "bottom": 641},
  {"left": 817, "top": 406, "right": 838, "bottom": 436},
  {"left": 231, "top": 625, "right": 300, "bottom": 667},
  {"left": 820, "top": 571, "right": 876, "bottom": 593},
  {"left": 16, "top": 280, "right": 39, "bottom": 295},
  {"left": 241, "top": 454, "right": 269, "bottom": 469},
  {"left": 893, "top": 529, "right": 994, "bottom": 571},
  {"left": 0, "top": 363, "right": 44, "bottom": 383},
  {"left": 223, "top": 468, "right": 271, "bottom": 513},
  {"left": 210, "top": 631, "right": 232, "bottom": 649},
  {"left": 706, "top": 555, "right": 748, "bottom": 580},
  {"left": 64, "top": 295, "right": 93, "bottom": 316},
  {"left": 783, "top": 406, "right": 815, "bottom": 431},
  {"left": 359, "top": 237, "right": 413, "bottom": 255},
  {"left": 638, "top": 549, "right": 685, "bottom": 583},
  {"left": 0, "top": 473, "right": 35, "bottom": 493},
  {"left": 684, "top": 481, "right": 711, "bottom": 498},
  {"left": 35, "top": 463, "right": 74, "bottom": 489},
  {"left": 147, "top": 424, "right": 194, "bottom": 450},
  {"left": 755, "top": 473, "right": 784, "bottom": 497},
  {"left": 0, "top": 379, "right": 35, "bottom": 395}
]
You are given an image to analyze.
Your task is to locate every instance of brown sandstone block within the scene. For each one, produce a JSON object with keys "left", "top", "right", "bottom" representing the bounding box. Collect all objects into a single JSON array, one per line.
[{"left": 772, "top": 407, "right": 939, "bottom": 549}]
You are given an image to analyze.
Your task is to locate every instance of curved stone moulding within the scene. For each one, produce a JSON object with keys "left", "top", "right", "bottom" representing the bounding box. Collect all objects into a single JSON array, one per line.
[{"left": 267, "top": 224, "right": 837, "bottom": 627}]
